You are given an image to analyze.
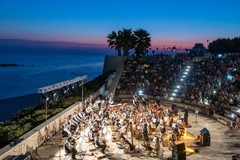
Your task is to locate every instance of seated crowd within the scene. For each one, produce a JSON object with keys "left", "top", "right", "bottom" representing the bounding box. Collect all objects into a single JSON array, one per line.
[
  {"left": 180, "top": 53, "right": 240, "bottom": 117},
  {"left": 116, "top": 53, "right": 240, "bottom": 124},
  {"left": 116, "top": 54, "right": 187, "bottom": 99}
]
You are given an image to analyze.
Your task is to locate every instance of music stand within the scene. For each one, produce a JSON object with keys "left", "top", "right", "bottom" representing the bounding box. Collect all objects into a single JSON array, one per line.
[{"left": 193, "top": 110, "right": 199, "bottom": 123}]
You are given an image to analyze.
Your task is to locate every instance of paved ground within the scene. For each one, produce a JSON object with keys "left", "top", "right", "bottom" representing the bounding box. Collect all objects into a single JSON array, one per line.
[{"left": 34, "top": 107, "right": 240, "bottom": 160}]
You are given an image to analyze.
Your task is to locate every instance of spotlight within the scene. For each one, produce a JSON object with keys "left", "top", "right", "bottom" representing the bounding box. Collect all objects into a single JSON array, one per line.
[
  {"left": 218, "top": 54, "right": 222, "bottom": 58},
  {"left": 213, "top": 90, "right": 216, "bottom": 94},
  {"left": 172, "top": 93, "right": 177, "bottom": 96},
  {"left": 174, "top": 89, "right": 178, "bottom": 92},
  {"left": 227, "top": 74, "right": 233, "bottom": 80},
  {"left": 169, "top": 97, "right": 174, "bottom": 101},
  {"left": 186, "top": 68, "right": 189, "bottom": 72},
  {"left": 182, "top": 75, "right": 186, "bottom": 78},
  {"left": 180, "top": 78, "right": 184, "bottom": 81},
  {"left": 184, "top": 72, "right": 188, "bottom": 75},
  {"left": 187, "top": 66, "right": 190, "bottom": 69},
  {"left": 176, "top": 85, "right": 180, "bottom": 89},
  {"left": 138, "top": 89, "right": 144, "bottom": 96}
]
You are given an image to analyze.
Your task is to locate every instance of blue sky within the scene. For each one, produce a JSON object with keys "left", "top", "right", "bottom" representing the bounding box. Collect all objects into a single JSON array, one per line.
[{"left": 0, "top": 0, "right": 239, "bottom": 48}]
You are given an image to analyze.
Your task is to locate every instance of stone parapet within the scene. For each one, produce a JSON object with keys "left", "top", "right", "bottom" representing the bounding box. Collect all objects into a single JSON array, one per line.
[{"left": 0, "top": 101, "right": 82, "bottom": 159}]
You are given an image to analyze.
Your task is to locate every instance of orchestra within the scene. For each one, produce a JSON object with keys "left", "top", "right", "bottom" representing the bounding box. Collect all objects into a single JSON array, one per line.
[{"left": 61, "top": 93, "right": 188, "bottom": 159}]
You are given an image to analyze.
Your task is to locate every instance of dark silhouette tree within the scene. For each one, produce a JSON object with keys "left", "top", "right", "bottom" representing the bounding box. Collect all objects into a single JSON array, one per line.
[
  {"left": 189, "top": 43, "right": 207, "bottom": 57},
  {"left": 133, "top": 29, "right": 151, "bottom": 57},
  {"left": 106, "top": 31, "right": 122, "bottom": 56},
  {"left": 118, "top": 28, "right": 135, "bottom": 56},
  {"left": 107, "top": 28, "right": 151, "bottom": 57},
  {"left": 208, "top": 37, "right": 240, "bottom": 53}
]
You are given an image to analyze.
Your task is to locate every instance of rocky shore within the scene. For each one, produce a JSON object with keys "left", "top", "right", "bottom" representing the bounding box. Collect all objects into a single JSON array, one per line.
[{"left": 0, "top": 64, "right": 34, "bottom": 67}]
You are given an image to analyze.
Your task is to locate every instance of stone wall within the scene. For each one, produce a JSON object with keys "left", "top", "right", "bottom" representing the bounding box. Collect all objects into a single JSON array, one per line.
[
  {"left": 103, "top": 55, "right": 126, "bottom": 74},
  {"left": 0, "top": 101, "right": 82, "bottom": 159}
]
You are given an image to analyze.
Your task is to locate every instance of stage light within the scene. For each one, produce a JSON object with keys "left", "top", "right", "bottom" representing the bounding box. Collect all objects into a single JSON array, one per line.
[
  {"left": 227, "top": 74, "right": 233, "bottom": 80},
  {"left": 184, "top": 72, "right": 188, "bottom": 75},
  {"left": 186, "top": 68, "right": 189, "bottom": 72},
  {"left": 185, "top": 147, "right": 195, "bottom": 153},
  {"left": 187, "top": 66, "right": 190, "bottom": 69},
  {"left": 169, "top": 97, "right": 174, "bottom": 101},
  {"left": 218, "top": 54, "right": 222, "bottom": 58},
  {"left": 213, "top": 90, "right": 216, "bottom": 94},
  {"left": 180, "top": 78, "right": 184, "bottom": 81},
  {"left": 138, "top": 89, "right": 144, "bottom": 96},
  {"left": 176, "top": 85, "right": 180, "bottom": 89},
  {"left": 182, "top": 75, "right": 186, "bottom": 78},
  {"left": 174, "top": 89, "right": 178, "bottom": 92},
  {"left": 172, "top": 93, "right": 177, "bottom": 96}
]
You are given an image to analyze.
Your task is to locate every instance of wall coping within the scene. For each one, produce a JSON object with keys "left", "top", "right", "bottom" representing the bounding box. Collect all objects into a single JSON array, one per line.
[{"left": 0, "top": 101, "right": 82, "bottom": 159}]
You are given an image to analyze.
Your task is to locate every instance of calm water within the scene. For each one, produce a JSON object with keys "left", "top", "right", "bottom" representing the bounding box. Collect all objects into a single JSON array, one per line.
[{"left": 0, "top": 44, "right": 115, "bottom": 100}]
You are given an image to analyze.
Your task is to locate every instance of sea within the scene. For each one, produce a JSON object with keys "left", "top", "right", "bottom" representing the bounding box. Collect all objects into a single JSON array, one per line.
[{"left": 0, "top": 40, "right": 115, "bottom": 121}]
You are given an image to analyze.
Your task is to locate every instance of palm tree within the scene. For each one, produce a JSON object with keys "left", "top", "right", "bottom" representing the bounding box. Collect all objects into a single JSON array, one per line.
[
  {"left": 133, "top": 29, "right": 151, "bottom": 57},
  {"left": 118, "top": 28, "right": 135, "bottom": 56},
  {"left": 106, "top": 31, "right": 122, "bottom": 56}
]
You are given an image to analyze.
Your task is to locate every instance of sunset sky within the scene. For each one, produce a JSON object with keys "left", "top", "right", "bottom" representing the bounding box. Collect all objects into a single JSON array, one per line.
[{"left": 0, "top": 0, "right": 240, "bottom": 48}]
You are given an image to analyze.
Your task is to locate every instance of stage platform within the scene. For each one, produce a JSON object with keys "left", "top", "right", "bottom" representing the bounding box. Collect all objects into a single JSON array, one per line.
[{"left": 35, "top": 105, "right": 240, "bottom": 160}]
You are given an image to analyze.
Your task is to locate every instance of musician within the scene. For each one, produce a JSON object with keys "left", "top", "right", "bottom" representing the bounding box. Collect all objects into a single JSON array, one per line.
[
  {"left": 85, "top": 105, "right": 92, "bottom": 117},
  {"left": 88, "top": 128, "right": 94, "bottom": 142},
  {"left": 184, "top": 105, "right": 189, "bottom": 125},
  {"left": 169, "top": 132, "right": 177, "bottom": 150},
  {"left": 133, "top": 93, "right": 139, "bottom": 109},
  {"left": 149, "top": 137, "right": 160, "bottom": 157},
  {"left": 64, "top": 137, "right": 77, "bottom": 159},
  {"left": 142, "top": 123, "right": 149, "bottom": 147},
  {"left": 94, "top": 133, "right": 107, "bottom": 154},
  {"left": 62, "top": 123, "right": 72, "bottom": 137},
  {"left": 173, "top": 124, "right": 181, "bottom": 140}
]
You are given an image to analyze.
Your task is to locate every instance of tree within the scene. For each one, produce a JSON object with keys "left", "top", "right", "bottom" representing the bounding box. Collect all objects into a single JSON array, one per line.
[
  {"left": 208, "top": 37, "right": 240, "bottom": 54},
  {"left": 118, "top": 28, "right": 135, "bottom": 56},
  {"left": 106, "top": 31, "right": 122, "bottom": 56},
  {"left": 133, "top": 29, "right": 151, "bottom": 57},
  {"left": 107, "top": 28, "right": 152, "bottom": 56},
  {"left": 189, "top": 43, "right": 206, "bottom": 57}
]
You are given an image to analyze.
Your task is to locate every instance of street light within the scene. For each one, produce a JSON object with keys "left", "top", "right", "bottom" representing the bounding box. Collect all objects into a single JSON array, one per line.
[
  {"left": 45, "top": 96, "right": 49, "bottom": 128},
  {"left": 176, "top": 85, "right": 181, "bottom": 89}
]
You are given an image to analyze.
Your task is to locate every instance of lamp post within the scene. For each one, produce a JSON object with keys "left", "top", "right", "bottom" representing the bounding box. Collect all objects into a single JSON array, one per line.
[
  {"left": 44, "top": 96, "right": 55, "bottom": 145},
  {"left": 45, "top": 96, "right": 49, "bottom": 129}
]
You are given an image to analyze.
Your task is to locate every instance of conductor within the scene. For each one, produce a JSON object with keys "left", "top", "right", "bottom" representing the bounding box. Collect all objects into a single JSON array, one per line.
[{"left": 184, "top": 105, "right": 189, "bottom": 125}]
